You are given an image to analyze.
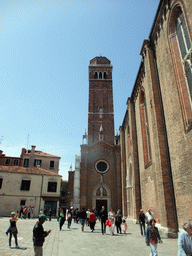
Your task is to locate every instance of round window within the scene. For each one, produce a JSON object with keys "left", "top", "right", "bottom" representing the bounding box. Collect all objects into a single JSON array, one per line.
[{"left": 95, "top": 160, "right": 109, "bottom": 173}]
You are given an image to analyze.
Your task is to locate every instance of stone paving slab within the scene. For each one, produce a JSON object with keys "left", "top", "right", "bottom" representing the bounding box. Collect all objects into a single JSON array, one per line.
[{"left": 0, "top": 217, "right": 178, "bottom": 256}]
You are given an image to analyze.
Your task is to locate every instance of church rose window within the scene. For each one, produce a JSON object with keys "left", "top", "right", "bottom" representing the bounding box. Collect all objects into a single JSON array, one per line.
[{"left": 95, "top": 160, "right": 109, "bottom": 173}]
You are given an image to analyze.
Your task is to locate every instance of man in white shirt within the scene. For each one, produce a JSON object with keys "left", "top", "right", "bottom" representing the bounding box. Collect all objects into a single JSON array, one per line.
[{"left": 145, "top": 209, "right": 155, "bottom": 226}]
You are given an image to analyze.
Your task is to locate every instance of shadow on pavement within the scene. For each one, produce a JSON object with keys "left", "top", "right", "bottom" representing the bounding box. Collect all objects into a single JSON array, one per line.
[{"left": 11, "top": 247, "right": 27, "bottom": 250}]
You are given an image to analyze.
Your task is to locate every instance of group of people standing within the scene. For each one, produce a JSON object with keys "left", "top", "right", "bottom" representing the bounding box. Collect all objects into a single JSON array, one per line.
[
  {"left": 139, "top": 209, "right": 192, "bottom": 256},
  {"left": 6, "top": 207, "right": 192, "bottom": 256},
  {"left": 139, "top": 208, "right": 155, "bottom": 236},
  {"left": 58, "top": 206, "right": 128, "bottom": 236},
  {"left": 138, "top": 209, "right": 162, "bottom": 255},
  {"left": 18, "top": 205, "right": 33, "bottom": 219}
]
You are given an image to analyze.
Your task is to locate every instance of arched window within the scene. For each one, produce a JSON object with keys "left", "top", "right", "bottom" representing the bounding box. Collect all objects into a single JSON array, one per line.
[
  {"left": 176, "top": 10, "right": 192, "bottom": 100},
  {"left": 140, "top": 90, "right": 151, "bottom": 167},
  {"left": 104, "top": 72, "right": 107, "bottom": 79},
  {"left": 169, "top": 5, "right": 192, "bottom": 132},
  {"left": 99, "top": 72, "right": 102, "bottom": 79},
  {"left": 94, "top": 72, "right": 98, "bottom": 79}
]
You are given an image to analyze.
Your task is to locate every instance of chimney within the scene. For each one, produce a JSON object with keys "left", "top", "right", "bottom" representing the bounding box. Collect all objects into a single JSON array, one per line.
[
  {"left": 28, "top": 145, "right": 36, "bottom": 168},
  {"left": 31, "top": 145, "right": 36, "bottom": 154}
]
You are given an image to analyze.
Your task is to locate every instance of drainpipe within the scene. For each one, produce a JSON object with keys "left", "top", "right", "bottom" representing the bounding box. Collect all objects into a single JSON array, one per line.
[{"left": 38, "top": 175, "right": 44, "bottom": 215}]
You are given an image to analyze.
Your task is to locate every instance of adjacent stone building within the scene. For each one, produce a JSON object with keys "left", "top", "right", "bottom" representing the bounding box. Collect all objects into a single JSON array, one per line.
[
  {"left": 0, "top": 145, "right": 61, "bottom": 174},
  {"left": 0, "top": 166, "right": 61, "bottom": 217},
  {"left": 79, "top": 57, "right": 122, "bottom": 213},
  {"left": 0, "top": 150, "right": 23, "bottom": 166},
  {"left": 21, "top": 145, "right": 61, "bottom": 174},
  {"left": 120, "top": 0, "right": 192, "bottom": 237},
  {"left": 0, "top": 146, "right": 62, "bottom": 216}
]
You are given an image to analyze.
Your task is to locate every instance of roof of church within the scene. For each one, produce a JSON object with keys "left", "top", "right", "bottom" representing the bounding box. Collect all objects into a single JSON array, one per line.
[
  {"left": 0, "top": 166, "right": 62, "bottom": 176},
  {"left": 90, "top": 56, "right": 111, "bottom": 66}
]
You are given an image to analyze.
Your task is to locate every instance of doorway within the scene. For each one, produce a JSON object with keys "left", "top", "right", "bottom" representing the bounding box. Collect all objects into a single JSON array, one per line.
[
  {"left": 96, "top": 200, "right": 107, "bottom": 214},
  {"left": 44, "top": 201, "right": 57, "bottom": 216}
]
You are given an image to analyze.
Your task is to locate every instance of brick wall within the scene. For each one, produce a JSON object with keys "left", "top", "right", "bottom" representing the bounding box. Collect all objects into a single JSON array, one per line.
[{"left": 120, "top": 0, "right": 192, "bottom": 236}]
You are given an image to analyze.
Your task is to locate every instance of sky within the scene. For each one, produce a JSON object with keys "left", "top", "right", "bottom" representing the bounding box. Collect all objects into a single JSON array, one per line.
[{"left": 0, "top": 0, "right": 160, "bottom": 180}]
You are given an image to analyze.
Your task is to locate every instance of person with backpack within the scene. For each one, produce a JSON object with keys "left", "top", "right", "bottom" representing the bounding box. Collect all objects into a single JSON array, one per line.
[{"left": 116, "top": 210, "right": 122, "bottom": 234}]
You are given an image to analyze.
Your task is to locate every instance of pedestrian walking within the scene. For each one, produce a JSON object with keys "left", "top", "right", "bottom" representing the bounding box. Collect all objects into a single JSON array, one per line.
[
  {"left": 99, "top": 206, "right": 108, "bottom": 234},
  {"left": 33, "top": 214, "right": 51, "bottom": 256},
  {"left": 122, "top": 219, "right": 128, "bottom": 234},
  {"left": 59, "top": 208, "right": 65, "bottom": 231},
  {"left": 48, "top": 208, "right": 52, "bottom": 221},
  {"left": 28, "top": 205, "right": 32, "bottom": 219},
  {"left": 23, "top": 206, "right": 28, "bottom": 219},
  {"left": 86, "top": 209, "right": 90, "bottom": 226},
  {"left": 89, "top": 209, "right": 96, "bottom": 232},
  {"left": 139, "top": 209, "right": 146, "bottom": 236},
  {"left": 93, "top": 207, "right": 99, "bottom": 220},
  {"left": 78, "top": 207, "right": 87, "bottom": 231},
  {"left": 7, "top": 212, "right": 19, "bottom": 248},
  {"left": 108, "top": 208, "right": 116, "bottom": 235},
  {"left": 178, "top": 221, "right": 192, "bottom": 256},
  {"left": 67, "top": 209, "right": 72, "bottom": 228},
  {"left": 146, "top": 219, "right": 162, "bottom": 256},
  {"left": 39, "top": 208, "right": 43, "bottom": 215},
  {"left": 72, "top": 208, "right": 76, "bottom": 223},
  {"left": 116, "top": 210, "right": 122, "bottom": 234},
  {"left": 19, "top": 206, "right": 23, "bottom": 219},
  {"left": 145, "top": 209, "right": 155, "bottom": 226},
  {"left": 75, "top": 208, "right": 79, "bottom": 223}
]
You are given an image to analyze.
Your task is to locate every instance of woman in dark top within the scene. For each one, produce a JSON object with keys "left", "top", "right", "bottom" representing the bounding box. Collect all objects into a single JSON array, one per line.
[
  {"left": 146, "top": 219, "right": 162, "bottom": 256},
  {"left": 116, "top": 210, "right": 122, "bottom": 234},
  {"left": 9, "top": 212, "right": 19, "bottom": 248},
  {"left": 139, "top": 209, "right": 146, "bottom": 236}
]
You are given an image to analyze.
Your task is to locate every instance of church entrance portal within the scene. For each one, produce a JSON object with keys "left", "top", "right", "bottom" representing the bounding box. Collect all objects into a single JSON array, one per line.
[{"left": 96, "top": 200, "right": 107, "bottom": 213}]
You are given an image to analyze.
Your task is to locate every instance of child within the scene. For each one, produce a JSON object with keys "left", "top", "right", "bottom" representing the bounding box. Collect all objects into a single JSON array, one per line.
[{"left": 122, "top": 219, "right": 128, "bottom": 234}]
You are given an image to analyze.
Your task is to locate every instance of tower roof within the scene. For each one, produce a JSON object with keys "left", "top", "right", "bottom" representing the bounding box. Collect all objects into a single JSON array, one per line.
[{"left": 90, "top": 57, "right": 111, "bottom": 66}]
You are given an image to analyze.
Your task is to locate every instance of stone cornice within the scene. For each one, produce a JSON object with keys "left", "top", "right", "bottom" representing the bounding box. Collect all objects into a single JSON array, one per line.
[
  {"left": 131, "top": 61, "right": 145, "bottom": 102},
  {"left": 150, "top": 0, "right": 171, "bottom": 45}
]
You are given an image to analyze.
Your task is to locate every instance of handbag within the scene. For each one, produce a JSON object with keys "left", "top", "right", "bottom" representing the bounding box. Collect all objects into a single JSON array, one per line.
[
  {"left": 105, "top": 219, "right": 111, "bottom": 227},
  {"left": 11, "top": 227, "right": 17, "bottom": 233}
]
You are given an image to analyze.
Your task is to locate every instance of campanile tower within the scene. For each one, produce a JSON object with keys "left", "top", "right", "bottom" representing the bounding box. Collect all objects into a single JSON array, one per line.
[
  {"left": 80, "top": 57, "right": 122, "bottom": 213},
  {"left": 88, "top": 57, "right": 114, "bottom": 145}
]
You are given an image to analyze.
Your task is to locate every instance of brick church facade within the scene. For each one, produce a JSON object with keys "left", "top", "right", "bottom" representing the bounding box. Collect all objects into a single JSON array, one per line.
[
  {"left": 79, "top": 57, "right": 122, "bottom": 213},
  {"left": 120, "top": 0, "right": 192, "bottom": 237}
]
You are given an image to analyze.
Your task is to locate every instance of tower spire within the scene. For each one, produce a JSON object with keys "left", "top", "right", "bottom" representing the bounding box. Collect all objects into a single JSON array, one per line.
[{"left": 88, "top": 56, "right": 114, "bottom": 145}]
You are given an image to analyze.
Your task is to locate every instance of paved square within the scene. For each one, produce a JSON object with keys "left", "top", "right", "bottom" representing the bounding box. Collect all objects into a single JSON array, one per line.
[{"left": 0, "top": 217, "right": 178, "bottom": 255}]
